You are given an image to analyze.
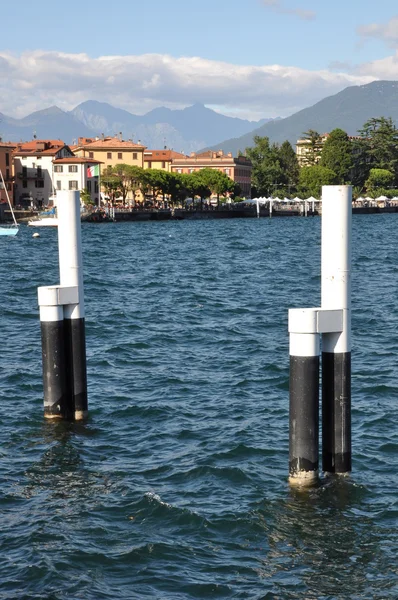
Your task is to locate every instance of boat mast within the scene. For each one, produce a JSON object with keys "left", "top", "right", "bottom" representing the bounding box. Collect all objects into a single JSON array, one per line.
[{"left": 0, "top": 168, "right": 18, "bottom": 227}]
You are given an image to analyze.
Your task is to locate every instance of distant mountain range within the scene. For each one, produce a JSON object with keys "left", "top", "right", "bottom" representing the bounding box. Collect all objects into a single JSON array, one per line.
[
  {"left": 3, "top": 80, "right": 397, "bottom": 156},
  {"left": 204, "top": 80, "right": 398, "bottom": 154},
  {"left": 0, "top": 102, "right": 273, "bottom": 153}
]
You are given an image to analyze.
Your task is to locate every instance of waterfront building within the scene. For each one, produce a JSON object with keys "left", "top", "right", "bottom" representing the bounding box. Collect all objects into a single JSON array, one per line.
[
  {"left": 73, "top": 135, "right": 146, "bottom": 170},
  {"left": 170, "top": 150, "right": 252, "bottom": 197},
  {"left": 0, "top": 142, "right": 16, "bottom": 205},
  {"left": 13, "top": 140, "right": 74, "bottom": 207},
  {"left": 296, "top": 133, "right": 363, "bottom": 166},
  {"left": 144, "top": 149, "right": 186, "bottom": 171},
  {"left": 295, "top": 134, "right": 329, "bottom": 166},
  {"left": 52, "top": 157, "right": 102, "bottom": 205}
]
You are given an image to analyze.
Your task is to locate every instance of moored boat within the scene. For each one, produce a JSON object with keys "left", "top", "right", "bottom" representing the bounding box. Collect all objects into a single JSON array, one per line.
[{"left": 0, "top": 168, "right": 19, "bottom": 236}]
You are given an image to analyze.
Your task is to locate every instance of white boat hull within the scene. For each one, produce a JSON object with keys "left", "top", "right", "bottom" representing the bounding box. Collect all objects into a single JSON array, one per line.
[{"left": 28, "top": 219, "right": 59, "bottom": 227}]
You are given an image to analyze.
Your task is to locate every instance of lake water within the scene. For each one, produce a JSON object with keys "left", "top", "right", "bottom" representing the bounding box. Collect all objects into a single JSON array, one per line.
[{"left": 0, "top": 215, "right": 397, "bottom": 599}]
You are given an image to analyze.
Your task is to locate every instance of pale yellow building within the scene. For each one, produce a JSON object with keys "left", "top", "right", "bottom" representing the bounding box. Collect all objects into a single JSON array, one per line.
[
  {"left": 73, "top": 135, "right": 146, "bottom": 170},
  {"left": 144, "top": 149, "right": 187, "bottom": 172},
  {"left": 295, "top": 134, "right": 329, "bottom": 166}
]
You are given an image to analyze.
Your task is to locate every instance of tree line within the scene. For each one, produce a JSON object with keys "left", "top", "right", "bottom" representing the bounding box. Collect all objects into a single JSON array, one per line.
[
  {"left": 246, "top": 117, "right": 398, "bottom": 199},
  {"left": 98, "top": 165, "right": 241, "bottom": 206}
]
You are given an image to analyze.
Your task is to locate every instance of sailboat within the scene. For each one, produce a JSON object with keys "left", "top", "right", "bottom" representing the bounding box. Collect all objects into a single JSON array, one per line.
[{"left": 0, "top": 168, "right": 19, "bottom": 236}]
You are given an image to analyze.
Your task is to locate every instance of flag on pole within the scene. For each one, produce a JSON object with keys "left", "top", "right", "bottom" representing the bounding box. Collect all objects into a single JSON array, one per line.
[{"left": 87, "top": 164, "right": 99, "bottom": 178}]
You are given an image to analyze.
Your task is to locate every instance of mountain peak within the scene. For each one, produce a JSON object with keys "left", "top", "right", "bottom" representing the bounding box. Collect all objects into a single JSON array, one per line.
[{"left": 27, "top": 105, "right": 64, "bottom": 118}]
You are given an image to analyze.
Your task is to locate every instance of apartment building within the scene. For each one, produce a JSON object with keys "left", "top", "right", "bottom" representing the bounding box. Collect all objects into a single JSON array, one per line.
[
  {"left": 144, "top": 149, "right": 187, "bottom": 171},
  {"left": 13, "top": 140, "right": 74, "bottom": 207},
  {"left": 73, "top": 135, "right": 146, "bottom": 170},
  {"left": 170, "top": 150, "right": 252, "bottom": 197},
  {"left": 52, "top": 157, "right": 102, "bottom": 204},
  {"left": 0, "top": 142, "right": 16, "bottom": 205}
]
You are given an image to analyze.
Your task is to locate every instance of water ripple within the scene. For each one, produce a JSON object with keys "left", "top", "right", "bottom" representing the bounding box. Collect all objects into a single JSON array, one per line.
[{"left": 0, "top": 215, "right": 397, "bottom": 598}]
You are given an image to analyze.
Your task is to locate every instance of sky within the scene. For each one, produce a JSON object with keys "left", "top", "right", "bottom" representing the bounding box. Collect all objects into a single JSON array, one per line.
[{"left": 1, "top": 0, "right": 398, "bottom": 121}]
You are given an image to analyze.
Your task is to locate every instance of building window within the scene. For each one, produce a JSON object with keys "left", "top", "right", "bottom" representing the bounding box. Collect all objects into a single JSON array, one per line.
[
  {"left": 162, "top": 162, "right": 166, "bottom": 168},
  {"left": 22, "top": 166, "right": 27, "bottom": 177},
  {"left": 87, "top": 181, "right": 92, "bottom": 192},
  {"left": 69, "top": 181, "right": 78, "bottom": 190},
  {"left": 56, "top": 181, "right": 62, "bottom": 190},
  {"left": 133, "top": 152, "right": 137, "bottom": 160},
  {"left": 22, "top": 180, "right": 27, "bottom": 188},
  {"left": 5, "top": 153, "right": 9, "bottom": 167},
  {"left": 118, "top": 153, "right": 123, "bottom": 159},
  {"left": 35, "top": 180, "right": 44, "bottom": 188},
  {"left": 89, "top": 152, "right": 94, "bottom": 158},
  {"left": 189, "top": 169, "right": 195, "bottom": 173},
  {"left": 224, "top": 168, "right": 230, "bottom": 175},
  {"left": 6, "top": 168, "right": 9, "bottom": 180},
  {"left": 107, "top": 153, "right": 112, "bottom": 159},
  {"left": 144, "top": 162, "right": 150, "bottom": 168},
  {"left": 176, "top": 169, "right": 182, "bottom": 173},
  {"left": 36, "top": 156, "right": 41, "bottom": 160},
  {"left": 37, "top": 167, "right": 42, "bottom": 178},
  {"left": 6, "top": 183, "right": 11, "bottom": 191},
  {"left": 54, "top": 165, "right": 63, "bottom": 172},
  {"left": 68, "top": 165, "right": 78, "bottom": 172},
  {"left": 94, "top": 181, "right": 99, "bottom": 193}
]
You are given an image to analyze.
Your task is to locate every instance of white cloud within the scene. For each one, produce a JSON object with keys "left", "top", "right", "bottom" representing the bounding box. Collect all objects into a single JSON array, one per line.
[
  {"left": 261, "top": 0, "right": 316, "bottom": 21},
  {"left": 0, "top": 50, "right": 376, "bottom": 121},
  {"left": 355, "top": 51, "right": 398, "bottom": 79},
  {"left": 358, "top": 16, "right": 398, "bottom": 47}
]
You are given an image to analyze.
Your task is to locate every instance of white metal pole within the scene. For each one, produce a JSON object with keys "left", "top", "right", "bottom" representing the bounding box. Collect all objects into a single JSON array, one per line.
[
  {"left": 57, "top": 190, "right": 88, "bottom": 420},
  {"left": 321, "top": 185, "right": 352, "bottom": 474}
]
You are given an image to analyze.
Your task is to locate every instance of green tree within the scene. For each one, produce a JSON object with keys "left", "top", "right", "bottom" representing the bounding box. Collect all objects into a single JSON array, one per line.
[
  {"left": 143, "top": 169, "right": 169, "bottom": 201},
  {"left": 182, "top": 172, "right": 211, "bottom": 208},
  {"left": 365, "top": 168, "right": 395, "bottom": 195},
  {"left": 101, "top": 166, "right": 121, "bottom": 202},
  {"left": 197, "top": 168, "right": 235, "bottom": 206},
  {"left": 112, "top": 163, "right": 136, "bottom": 204},
  {"left": 162, "top": 172, "right": 185, "bottom": 205},
  {"left": 320, "top": 129, "right": 353, "bottom": 183},
  {"left": 80, "top": 188, "right": 93, "bottom": 205},
  {"left": 245, "top": 136, "right": 284, "bottom": 196},
  {"left": 351, "top": 138, "right": 370, "bottom": 188},
  {"left": 299, "top": 165, "right": 337, "bottom": 198},
  {"left": 299, "top": 129, "right": 323, "bottom": 166},
  {"left": 278, "top": 140, "right": 300, "bottom": 193},
  {"left": 358, "top": 117, "right": 398, "bottom": 183},
  {"left": 129, "top": 166, "right": 146, "bottom": 203}
]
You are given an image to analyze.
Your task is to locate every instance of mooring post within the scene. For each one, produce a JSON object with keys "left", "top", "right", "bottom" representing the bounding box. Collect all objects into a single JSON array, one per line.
[
  {"left": 321, "top": 185, "right": 352, "bottom": 474},
  {"left": 288, "top": 309, "right": 320, "bottom": 486},
  {"left": 287, "top": 184, "right": 351, "bottom": 485},
  {"left": 39, "top": 299, "right": 69, "bottom": 419},
  {"left": 38, "top": 190, "right": 88, "bottom": 421},
  {"left": 57, "top": 190, "right": 88, "bottom": 421}
]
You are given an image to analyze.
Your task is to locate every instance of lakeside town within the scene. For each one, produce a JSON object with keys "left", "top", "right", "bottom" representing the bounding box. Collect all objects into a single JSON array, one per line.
[{"left": 1, "top": 116, "right": 398, "bottom": 221}]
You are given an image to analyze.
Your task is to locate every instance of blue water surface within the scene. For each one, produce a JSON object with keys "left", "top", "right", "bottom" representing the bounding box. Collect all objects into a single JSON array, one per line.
[{"left": 0, "top": 215, "right": 397, "bottom": 599}]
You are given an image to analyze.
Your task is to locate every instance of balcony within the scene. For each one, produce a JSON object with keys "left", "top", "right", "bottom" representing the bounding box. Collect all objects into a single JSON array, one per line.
[{"left": 17, "top": 169, "right": 45, "bottom": 180}]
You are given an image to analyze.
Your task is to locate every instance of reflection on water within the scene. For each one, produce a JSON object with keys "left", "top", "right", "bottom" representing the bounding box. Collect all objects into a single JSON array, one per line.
[{"left": 256, "top": 478, "right": 396, "bottom": 598}]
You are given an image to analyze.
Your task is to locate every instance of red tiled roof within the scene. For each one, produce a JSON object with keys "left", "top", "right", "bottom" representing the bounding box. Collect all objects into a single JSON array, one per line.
[
  {"left": 13, "top": 139, "right": 68, "bottom": 156},
  {"left": 53, "top": 158, "right": 103, "bottom": 164},
  {"left": 77, "top": 136, "right": 146, "bottom": 150},
  {"left": 144, "top": 150, "right": 187, "bottom": 160}
]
